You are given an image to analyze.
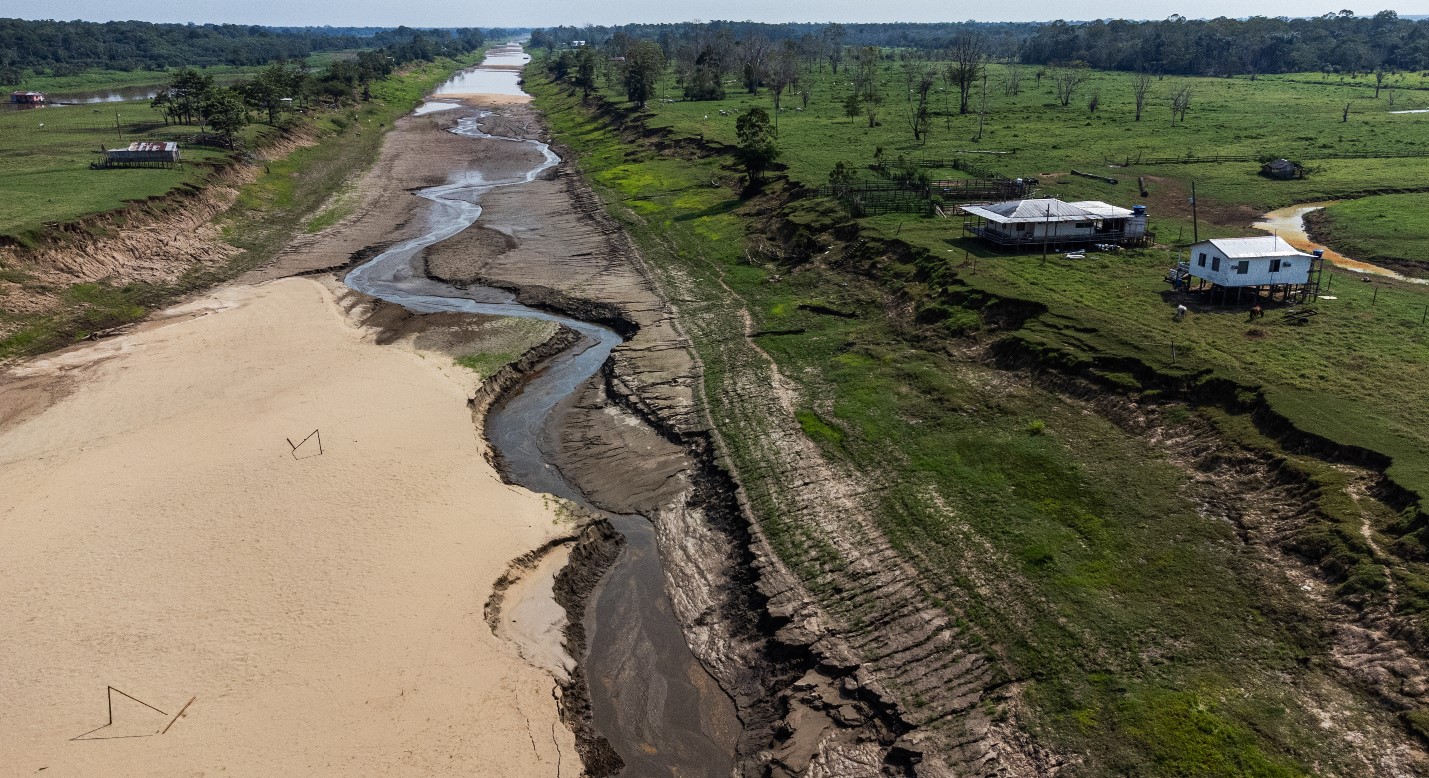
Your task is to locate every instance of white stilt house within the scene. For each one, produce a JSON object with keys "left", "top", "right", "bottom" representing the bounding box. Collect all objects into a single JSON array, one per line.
[{"left": 1175, "top": 236, "right": 1323, "bottom": 305}]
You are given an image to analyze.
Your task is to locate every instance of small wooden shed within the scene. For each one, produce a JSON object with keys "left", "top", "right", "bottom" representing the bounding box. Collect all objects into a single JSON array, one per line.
[{"left": 103, "top": 141, "right": 181, "bottom": 167}]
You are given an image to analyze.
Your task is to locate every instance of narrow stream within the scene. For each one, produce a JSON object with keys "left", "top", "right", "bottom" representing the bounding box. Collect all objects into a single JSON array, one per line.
[
  {"left": 1254, "top": 202, "right": 1429, "bottom": 286},
  {"left": 345, "top": 47, "right": 737, "bottom": 777}
]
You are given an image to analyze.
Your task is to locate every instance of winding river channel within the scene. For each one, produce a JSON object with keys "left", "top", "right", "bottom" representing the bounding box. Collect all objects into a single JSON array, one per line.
[{"left": 345, "top": 48, "right": 737, "bottom": 776}]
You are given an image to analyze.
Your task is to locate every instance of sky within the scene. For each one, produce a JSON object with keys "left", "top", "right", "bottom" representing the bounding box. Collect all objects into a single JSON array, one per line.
[{"left": 5, "top": 0, "right": 1428, "bottom": 28}]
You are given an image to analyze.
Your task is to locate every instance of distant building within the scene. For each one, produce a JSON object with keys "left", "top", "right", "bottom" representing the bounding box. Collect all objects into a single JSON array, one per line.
[
  {"left": 1260, "top": 158, "right": 1302, "bottom": 180},
  {"left": 102, "top": 141, "right": 181, "bottom": 167},
  {"left": 9, "top": 91, "right": 45, "bottom": 104},
  {"left": 1174, "top": 236, "right": 1323, "bottom": 304},
  {"left": 960, "top": 197, "right": 1150, "bottom": 250}
]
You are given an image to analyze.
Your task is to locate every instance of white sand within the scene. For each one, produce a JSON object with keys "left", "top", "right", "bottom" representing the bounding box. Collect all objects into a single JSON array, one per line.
[{"left": 0, "top": 278, "right": 576, "bottom": 775}]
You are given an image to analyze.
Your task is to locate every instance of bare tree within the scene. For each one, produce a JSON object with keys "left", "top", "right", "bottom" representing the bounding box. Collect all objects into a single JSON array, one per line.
[
  {"left": 768, "top": 41, "right": 799, "bottom": 113},
  {"left": 1087, "top": 89, "right": 1101, "bottom": 113},
  {"left": 737, "top": 34, "right": 773, "bottom": 94},
  {"left": 1004, "top": 61, "right": 1023, "bottom": 96},
  {"left": 1132, "top": 70, "right": 1153, "bottom": 121},
  {"left": 823, "top": 24, "right": 845, "bottom": 73},
  {"left": 1386, "top": 86, "right": 1400, "bottom": 108},
  {"left": 1051, "top": 66, "right": 1088, "bottom": 107},
  {"left": 1343, "top": 101, "right": 1352, "bottom": 122},
  {"left": 1170, "top": 84, "right": 1192, "bottom": 124},
  {"left": 907, "top": 68, "right": 936, "bottom": 142},
  {"left": 1374, "top": 68, "right": 1388, "bottom": 98},
  {"left": 855, "top": 46, "right": 882, "bottom": 103},
  {"left": 975, "top": 72, "right": 990, "bottom": 140},
  {"left": 947, "top": 32, "right": 987, "bottom": 114}
]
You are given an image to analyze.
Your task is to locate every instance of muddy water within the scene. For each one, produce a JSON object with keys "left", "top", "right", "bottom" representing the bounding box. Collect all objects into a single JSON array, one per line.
[
  {"left": 432, "top": 44, "right": 531, "bottom": 98},
  {"left": 345, "top": 59, "right": 738, "bottom": 777},
  {"left": 1253, "top": 202, "right": 1429, "bottom": 285}
]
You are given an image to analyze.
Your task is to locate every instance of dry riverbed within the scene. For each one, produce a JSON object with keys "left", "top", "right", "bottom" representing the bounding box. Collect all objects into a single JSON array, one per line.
[
  {"left": 0, "top": 277, "right": 579, "bottom": 775},
  {"left": 0, "top": 83, "right": 589, "bottom": 774}
]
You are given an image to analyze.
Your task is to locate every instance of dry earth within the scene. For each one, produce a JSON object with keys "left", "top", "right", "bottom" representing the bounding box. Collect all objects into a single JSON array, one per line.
[
  {"left": 0, "top": 278, "right": 578, "bottom": 776},
  {"left": 0, "top": 93, "right": 597, "bottom": 776}
]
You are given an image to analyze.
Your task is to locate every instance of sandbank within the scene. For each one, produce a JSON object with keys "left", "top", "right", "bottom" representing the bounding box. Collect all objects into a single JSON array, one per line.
[{"left": 0, "top": 277, "right": 576, "bottom": 775}]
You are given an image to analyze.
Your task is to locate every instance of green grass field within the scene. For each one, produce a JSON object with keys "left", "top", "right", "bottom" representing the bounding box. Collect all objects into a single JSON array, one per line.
[
  {"left": 1316, "top": 193, "right": 1429, "bottom": 267},
  {"left": 0, "top": 52, "right": 482, "bottom": 358},
  {"left": 10, "top": 65, "right": 259, "bottom": 95},
  {"left": 530, "top": 68, "right": 1414, "bottom": 775},
  {"left": 0, "top": 102, "right": 241, "bottom": 239},
  {"left": 571, "top": 53, "right": 1429, "bottom": 517}
]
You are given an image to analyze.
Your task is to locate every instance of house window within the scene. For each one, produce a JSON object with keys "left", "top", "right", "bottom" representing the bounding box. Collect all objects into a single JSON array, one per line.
[
  {"left": 1211, "top": 256, "right": 1221, "bottom": 271},
  {"left": 1198, "top": 252, "right": 1207, "bottom": 267},
  {"left": 1074, "top": 221, "right": 1093, "bottom": 229},
  {"left": 1269, "top": 258, "right": 1281, "bottom": 273},
  {"left": 1236, "top": 261, "right": 1250, "bottom": 275}
]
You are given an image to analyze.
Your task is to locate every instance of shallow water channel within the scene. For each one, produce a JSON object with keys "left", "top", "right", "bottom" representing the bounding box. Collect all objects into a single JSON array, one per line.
[
  {"left": 1254, "top": 202, "right": 1429, "bottom": 286},
  {"left": 345, "top": 50, "right": 738, "bottom": 777}
]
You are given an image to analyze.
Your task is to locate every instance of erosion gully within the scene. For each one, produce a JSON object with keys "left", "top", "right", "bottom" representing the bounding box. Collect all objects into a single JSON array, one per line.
[{"left": 345, "top": 49, "right": 739, "bottom": 777}]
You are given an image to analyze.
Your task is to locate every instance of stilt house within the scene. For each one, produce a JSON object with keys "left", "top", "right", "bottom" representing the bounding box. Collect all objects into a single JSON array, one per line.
[
  {"left": 1177, "top": 236, "right": 1323, "bottom": 304},
  {"left": 960, "top": 197, "right": 1150, "bottom": 250}
]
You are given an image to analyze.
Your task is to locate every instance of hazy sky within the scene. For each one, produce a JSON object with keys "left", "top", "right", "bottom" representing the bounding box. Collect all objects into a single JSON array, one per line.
[{"left": 7, "top": 0, "right": 1428, "bottom": 28}]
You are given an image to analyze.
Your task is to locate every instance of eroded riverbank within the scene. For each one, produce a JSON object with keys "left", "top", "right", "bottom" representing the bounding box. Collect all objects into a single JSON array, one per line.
[{"left": 346, "top": 45, "right": 749, "bottom": 776}]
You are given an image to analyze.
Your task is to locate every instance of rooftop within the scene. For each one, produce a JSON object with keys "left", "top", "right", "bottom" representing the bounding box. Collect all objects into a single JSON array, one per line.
[
  {"left": 1200, "top": 235, "right": 1311, "bottom": 259},
  {"left": 962, "top": 198, "right": 1133, "bottom": 224}
]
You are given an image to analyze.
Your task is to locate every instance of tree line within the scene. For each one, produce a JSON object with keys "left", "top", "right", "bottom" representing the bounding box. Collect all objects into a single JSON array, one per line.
[
  {"left": 0, "top": 18, "right": 487, "bottom": 83},
  {"left": 1020, "top": 11, "right": 1429, "bottom": 76},
  {"left": 148, "top": 32, "right": 480, "bottom": 148},
  {"left": 534, "top": 12, "right": 1429, "bottom": 80}
]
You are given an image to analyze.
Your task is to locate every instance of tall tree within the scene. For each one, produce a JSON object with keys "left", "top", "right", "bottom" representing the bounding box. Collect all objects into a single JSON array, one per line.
[
  {"left": 735, "top": 106, "right": 779, "bottom": 184},
  {"left": 823, "top": 24, "right": 846, "bottom": 73},
  {"left": 947, "top": 32, "right": 987, "bottom": 114},
  {"left": 200, "top": 87, "right": 248, "bottom": 148},
  {"left": 623, "top": 40, "right": 666, "bottom": 106},
  {"left": 574, "top": 47, "right": 598, "bottom": 98},
  {"left": 1050, "top": 66, "right": 1088, "bottom": 107},
  {"left": 152, "top": 68, "right": 214, "bottom": 126},
  {"left": 1131, "top": 70, "right": 1153, "bottom": 121}
]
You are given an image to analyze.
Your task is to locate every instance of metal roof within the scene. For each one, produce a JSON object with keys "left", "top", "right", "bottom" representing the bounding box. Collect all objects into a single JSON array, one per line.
[
  {"left": 1069, "top": 201, "right": 1133, "bottom": 218},
  {"left": 961, "top": 198, "right": 1131, "bottom": 224},
  {"left": 1199, "top": 236, "right": 1310, "bottom": 259},
  {"left": 126, "top": 141, "right": 178, "bottom": 152}
]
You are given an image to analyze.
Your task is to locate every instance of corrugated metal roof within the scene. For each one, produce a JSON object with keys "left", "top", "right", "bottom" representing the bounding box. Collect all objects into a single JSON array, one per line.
[
  {"left": 1069, "top": 201, "right": 1133, "bottom": 218},
  {"left": 127, "top": 141, "right": 178, "bottom": 152},
  {"left": 1201, "top": 236, "right": 1309, "bottom": 259},
  {"left": 962, "top": 198, "right": 1095, "bottom": 223}
]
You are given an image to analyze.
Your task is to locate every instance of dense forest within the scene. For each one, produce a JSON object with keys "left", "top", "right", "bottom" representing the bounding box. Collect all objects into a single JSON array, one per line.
[
  {"left": 1021, "top": 11, "right": 1429, "bottom": 75},
  {"left": 0, "top": 18, "right": 490, "bottom": 81},
  {"left": 535, "top": 12, "right": 1429, "bottom": 78},
  {"left": 532, "top": 21, "right": 1037, "bottom": 56}
]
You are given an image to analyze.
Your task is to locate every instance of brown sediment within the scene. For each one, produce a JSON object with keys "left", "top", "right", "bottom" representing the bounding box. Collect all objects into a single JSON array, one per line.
[
  {"left": 551, "top": 518, "right": 628, "bottom": 777},
  {"left": 423, "top": 100, "right": 938, "bottom": 773},
  {"left": 0, "top": 91, "right": 604, "bottom": 776},
  {"left": 0, "top": 277, "right": 581, "bottom": 775}
]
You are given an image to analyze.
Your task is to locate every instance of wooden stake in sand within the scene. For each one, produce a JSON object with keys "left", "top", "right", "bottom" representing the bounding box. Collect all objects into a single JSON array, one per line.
[
  {"left": 70, "top": 686, "right": 168, "bottom": 741},
  {"left": 161, "top": 697, "right": 196, "bottom": 735},
  {"left": 286, "top": 429, "right": 323, "bottom": 460}
]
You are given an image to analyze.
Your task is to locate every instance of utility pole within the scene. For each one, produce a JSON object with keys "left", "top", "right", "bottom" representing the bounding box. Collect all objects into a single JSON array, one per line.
[
  {"left": 1042, "top": 200, "right": 1051, "bottom": 263},
  {"left": 115, "top": 110, "right": 123, "bottom": 143},
  {"left": 1190, "top": 180, "right": 1199, "bottom": 244}
]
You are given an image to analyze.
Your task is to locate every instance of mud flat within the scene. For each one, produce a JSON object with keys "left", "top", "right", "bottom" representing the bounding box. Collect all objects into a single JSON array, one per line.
[{"left": 0, "top": 277, "right": 578, "bottom": 775}]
